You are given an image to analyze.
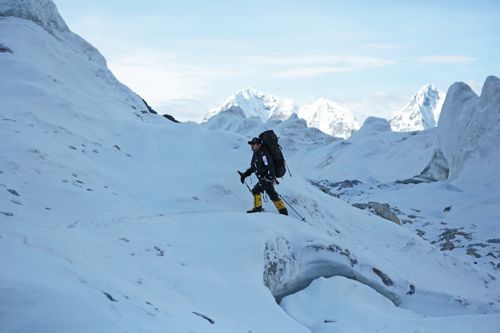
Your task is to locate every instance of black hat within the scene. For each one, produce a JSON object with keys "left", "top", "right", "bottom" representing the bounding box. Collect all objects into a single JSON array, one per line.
[{"left": 248, "top": 137, "right": 262, "bottom": 145}]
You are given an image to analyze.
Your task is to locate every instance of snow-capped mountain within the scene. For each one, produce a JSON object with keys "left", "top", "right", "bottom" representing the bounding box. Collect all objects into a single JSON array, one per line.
[
  {"left": 298, "top": 97, "right": 360, "bottom": 139},
  {"left": 1, "top": 1, "right": 500, "bottom": 332},
  {"left": 390, "top": 84, "right": 446, "bottom": 132},
  {"left": 204, "top": 87, "right": 297, "bottom": 122},
  {"left": 204, "top": 89, "right": 360, "bottom": 139}
]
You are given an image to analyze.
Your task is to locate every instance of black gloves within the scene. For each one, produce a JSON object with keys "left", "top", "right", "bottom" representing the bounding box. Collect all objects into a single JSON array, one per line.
[{"left": 238, "top": 171, "right": 246, "bottom": 184}]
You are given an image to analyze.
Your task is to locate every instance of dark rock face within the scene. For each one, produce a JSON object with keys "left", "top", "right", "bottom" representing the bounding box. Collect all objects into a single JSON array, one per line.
[
  {"left": 487, "top": 238, "right": 500, "bottom": 244},
  {"left": 7, "top": 189, "right": 20, "bottom": 196},
  {"left": 466, "top": 248, "right": 481, "bottom": 258},
  {"left": 441, "top": 241, "right": 455, "bottom": 251},
  {"left": 372, "top": 268, "right": 394, "bottom": 286},
  {"left": 0, "top": 44, "right": 13, "bottom": 53},
  {"left": 139, "top": 96, "right": 179, "bottom": 123},
  {"left": 162, "top": 114, "right": 179, "bottom": 123}
]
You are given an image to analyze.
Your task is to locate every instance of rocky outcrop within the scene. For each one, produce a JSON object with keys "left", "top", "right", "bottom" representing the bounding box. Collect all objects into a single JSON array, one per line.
[
  {"left": 139, "top": 96, "right": 179, "bottom": 122},
  {"left": 0, "top": 43, "right": 12, "bottom": 53},
  {"left": 352, "top": 202, "right": 401, "bottom": 225}
]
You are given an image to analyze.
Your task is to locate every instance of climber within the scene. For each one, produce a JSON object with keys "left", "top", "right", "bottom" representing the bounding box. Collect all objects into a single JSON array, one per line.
[{"left": 238, "top": 137, "right": 288, "bottom": 215}]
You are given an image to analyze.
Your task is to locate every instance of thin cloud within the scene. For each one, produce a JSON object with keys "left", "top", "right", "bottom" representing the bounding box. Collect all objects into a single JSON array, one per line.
[
  {"left": 248, "top": 54, "right": 395, "bottom": 79},
  {"left": 361, "top": 42, "right": 401, "bottom": 51},
  {"left": 107, "top": 49, "right": 237, "bottom": 105},
  {"left": 248, "top": 55, "right": 394, "bottom": 67},
  {"left": 177, "top": 39, "right": 253, "bottom": 50},
  {"left": 275, "top": 66, "right": 354, "bottom": 78},
  {"left": 339, "top": 91, "right": 409, "bottom": 124},
  {"left": 416, "top": 55, "right": 476, "bottom": 64}
]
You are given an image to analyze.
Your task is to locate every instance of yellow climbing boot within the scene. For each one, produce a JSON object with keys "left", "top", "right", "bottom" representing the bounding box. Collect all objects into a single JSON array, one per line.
[
  {"left": 247, "top": 193, "right": 263, "bottom": 213},
  {"left": 273, "top": 199, "right": 288, "bottom": 215}
]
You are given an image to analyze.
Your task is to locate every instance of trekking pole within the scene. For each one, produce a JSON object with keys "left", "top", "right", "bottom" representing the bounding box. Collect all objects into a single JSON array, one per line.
[
  {"left": 243, "top": 179, "right": 252, "bottom": 192},
  {"left": 285, "top": 160, "right": 292, "bottom": 177},
  {"left": 279, "top": 194, "right": 306, "bottom": 222},
  {"left": 238, "top": 171, "right": 252, "bottom": 193}
]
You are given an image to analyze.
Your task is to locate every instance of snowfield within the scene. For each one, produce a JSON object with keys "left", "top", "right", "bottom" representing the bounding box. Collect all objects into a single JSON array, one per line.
[{"left": 1, "top": 1, "right": 499, "bottom": 332}]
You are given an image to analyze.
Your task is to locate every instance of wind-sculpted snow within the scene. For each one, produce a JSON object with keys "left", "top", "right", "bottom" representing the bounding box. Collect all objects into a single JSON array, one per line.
[
  {"left": 437, "top": 76, "right": 500, "bottom": 186},
  {"left": 263, "top": 237, "right": 400, "bottom": 305}
]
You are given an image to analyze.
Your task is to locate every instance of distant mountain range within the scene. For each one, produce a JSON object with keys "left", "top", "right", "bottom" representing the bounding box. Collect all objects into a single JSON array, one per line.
[
  {"left": 205, "top": 85, "right": 446, "bottom": 138},
  {"left": 204, "top": 88, "right": 359, "bottom": 139}
]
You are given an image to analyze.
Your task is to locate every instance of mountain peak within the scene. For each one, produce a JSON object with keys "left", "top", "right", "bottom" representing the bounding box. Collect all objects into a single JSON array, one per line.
[
  {"left": 390, "top": 84, "right": 446, "bottom": 132},
  {"left": 236, "top": 86, "right": 260, "bottom": 96},
  {"left": 298, "top": 97, "right": 360, "bottom": 139},
  {"left": 204, "top": 88, "right": 296, "bottom": 122}
]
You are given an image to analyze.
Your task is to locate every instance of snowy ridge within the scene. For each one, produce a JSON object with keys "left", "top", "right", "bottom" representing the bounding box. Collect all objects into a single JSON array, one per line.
[
  {"left": 1, "top": 2, "right": 500, "bottom": 332},
  {"left": 0, "top": 0, "right": 70, "bottom": 34},
  {"left": 0, "top": 0, "right": 69, "bottom": 34},
  {"left": 298, "top": 97, "right": 360, "bottom": 139},
  {"left": 390, "top": 84, "right": 446, "bottom": 132}
]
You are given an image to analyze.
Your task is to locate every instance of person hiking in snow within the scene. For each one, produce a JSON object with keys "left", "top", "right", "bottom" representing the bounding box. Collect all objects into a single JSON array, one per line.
[{"left": 238, "top": 137, "right": 288, "bottom": 215}]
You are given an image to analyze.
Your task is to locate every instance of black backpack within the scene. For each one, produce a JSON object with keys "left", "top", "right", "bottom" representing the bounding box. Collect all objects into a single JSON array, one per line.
[{"left": 259, "top": 130, "right": 286, "bottom": 178}]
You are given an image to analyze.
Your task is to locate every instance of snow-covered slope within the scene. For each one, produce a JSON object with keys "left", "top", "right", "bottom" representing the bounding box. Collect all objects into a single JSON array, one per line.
[
  {"left": 298, "top": 97, "right": 360, "bottom": 139},
  {"left": 390, "top": 84, "right": 446, "bottom": 132},
  {"left": 1, "top": 2, "right": 499, "bottom": 332},
  {"left": 204, "top": 87, "right": 297, "bottom": 122},
  {"left": 285, "top": 117, "right": 437, "bottom": 183}
]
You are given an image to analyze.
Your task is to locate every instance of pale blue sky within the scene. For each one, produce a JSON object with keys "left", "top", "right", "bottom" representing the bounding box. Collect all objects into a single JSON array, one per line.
[{"left": 54, "top": 0, "right": 500, "bottom": 122}]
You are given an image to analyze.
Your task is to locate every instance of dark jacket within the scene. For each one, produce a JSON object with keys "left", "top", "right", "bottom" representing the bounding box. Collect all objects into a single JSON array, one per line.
[{"left": 243, "top": 147, "right": 275, "bottom": 180}]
